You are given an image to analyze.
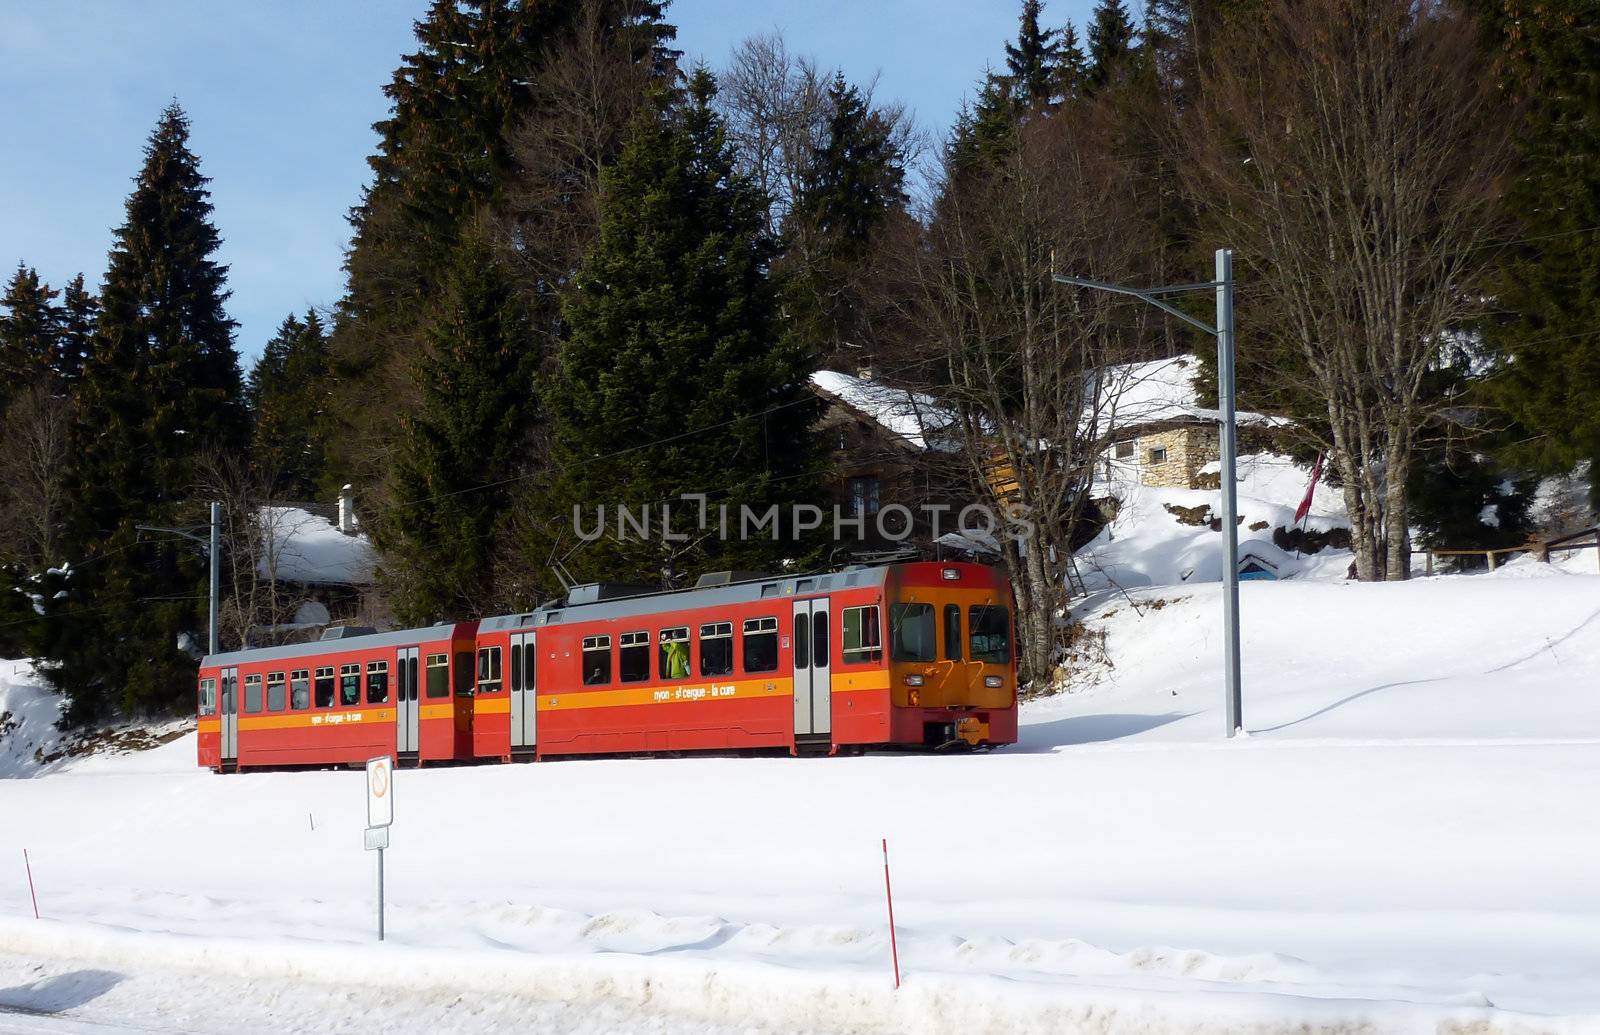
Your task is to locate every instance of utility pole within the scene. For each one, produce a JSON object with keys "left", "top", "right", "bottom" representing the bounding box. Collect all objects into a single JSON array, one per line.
[
  {"left": 208, "top": 501, "right": 221, "bottom": 657},
  {"left": 1053, "top": 248, "right": 1244, "bottom": 737},
  {"left": 136, "top": 501, "right": 223, "bottom": 657}
]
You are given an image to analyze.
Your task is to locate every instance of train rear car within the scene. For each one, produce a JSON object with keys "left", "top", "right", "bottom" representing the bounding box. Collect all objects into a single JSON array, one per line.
[{"left": 197, "top": 622, "right": 478, "bottom": 772}]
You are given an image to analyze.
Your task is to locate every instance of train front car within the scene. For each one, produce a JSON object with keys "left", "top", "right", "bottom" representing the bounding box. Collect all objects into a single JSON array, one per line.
[{"left": 878, "top": 561, "right": 1017, "bottom": 749}]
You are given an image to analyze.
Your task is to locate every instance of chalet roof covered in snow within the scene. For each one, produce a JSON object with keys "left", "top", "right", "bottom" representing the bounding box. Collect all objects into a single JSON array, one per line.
[
  {"left": 1092, "top": 354, "right": 1292, "bottom": 437},
  {"left": 257, "top": 506, "right": 376, "bottom": 587},
  {"left": 809, "top": 369, "right": 958, "bottom": 450}
]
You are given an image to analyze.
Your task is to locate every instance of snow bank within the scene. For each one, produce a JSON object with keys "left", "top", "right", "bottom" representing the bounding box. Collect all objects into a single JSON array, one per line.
[
  {"left": 0, "top": 660, "right": 61, "bottom": 777},
  {"left": 0, "top": 918, "right": 1580, "bottom": 1035},
  {"left": 258, "top": 506, "right": 376, "bottom": 587}
]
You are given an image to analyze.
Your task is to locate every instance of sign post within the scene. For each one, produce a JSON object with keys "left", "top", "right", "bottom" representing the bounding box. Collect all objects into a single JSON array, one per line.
[{"left": 365, "top": 755, "right": 393, "bottom": 941}]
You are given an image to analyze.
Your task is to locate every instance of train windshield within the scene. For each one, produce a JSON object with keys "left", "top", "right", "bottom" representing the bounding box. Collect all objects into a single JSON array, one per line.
[
  {"left": 889, "top": 603, "right": 936, "bottom": 662},
  {"left": 968, "top": 605, "right": 1011, "bottom": 664}
]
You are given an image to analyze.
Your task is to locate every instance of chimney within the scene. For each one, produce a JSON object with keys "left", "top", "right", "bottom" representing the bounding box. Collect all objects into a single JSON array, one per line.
[{"left": 338, "top": 484, "right": 356, "bottom": 535}]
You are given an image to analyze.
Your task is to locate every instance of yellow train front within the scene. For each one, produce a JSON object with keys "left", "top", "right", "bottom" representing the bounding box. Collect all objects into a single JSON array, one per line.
[{"left": 196, "top": 560, "right": 1016, "bottom": 770}]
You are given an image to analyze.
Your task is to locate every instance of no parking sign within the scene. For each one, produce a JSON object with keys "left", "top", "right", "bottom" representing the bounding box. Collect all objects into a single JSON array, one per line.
[
  {"left": 365, "top": 755, "right": 393, "bottom": 941},
  {"left": 366, "top": 755, "right": 393, "bottom": 829}
]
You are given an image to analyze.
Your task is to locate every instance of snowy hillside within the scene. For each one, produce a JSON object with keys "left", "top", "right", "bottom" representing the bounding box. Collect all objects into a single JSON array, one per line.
[
  {"left": 1080, "top": 450, "right": 1351, "bottom": 589},
  {"left": 4, "top": 555, "right": 1600, "bottom": 1033}
]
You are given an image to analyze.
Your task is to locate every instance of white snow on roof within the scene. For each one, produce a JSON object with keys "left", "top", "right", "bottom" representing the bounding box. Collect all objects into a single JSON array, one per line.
[
  {"left": 1093, "top": 354, "right": 1292, "bottom": 436},
  {"left": 258, "top": 506, "right": 376, "bottom": 587},
  {"left": 810, "top": 370, "right": 956, "bottom": 450}
]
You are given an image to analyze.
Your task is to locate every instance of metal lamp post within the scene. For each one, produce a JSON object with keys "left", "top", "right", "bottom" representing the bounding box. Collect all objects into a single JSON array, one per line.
[
  {"left": 136, "top": 500, "right": 222, "bottom": 657},
  {"left": 1053, "top": 248, "right": 1243, "bottom": 737}
]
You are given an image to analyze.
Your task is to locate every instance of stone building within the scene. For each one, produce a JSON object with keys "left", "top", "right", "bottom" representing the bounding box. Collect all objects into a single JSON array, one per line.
[{"left": 1095, "top": 355, "right": 1293, "bottom": 491}]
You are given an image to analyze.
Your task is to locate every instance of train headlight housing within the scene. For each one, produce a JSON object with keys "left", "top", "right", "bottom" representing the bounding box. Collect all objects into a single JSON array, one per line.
[
  {"left": 984, "top": 675, "right": 1003, "bottom": 688},
  {"left": 904, "top": 674, "right": 925, "bottom": 687},
  {"left": 941, "top": 567, "right": 960, "bottom": 581}
]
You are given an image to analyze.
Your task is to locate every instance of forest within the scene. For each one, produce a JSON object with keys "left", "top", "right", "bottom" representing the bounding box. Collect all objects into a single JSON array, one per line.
[{"left": 0, "top": 0, "right": 1595, "bottom": 721}]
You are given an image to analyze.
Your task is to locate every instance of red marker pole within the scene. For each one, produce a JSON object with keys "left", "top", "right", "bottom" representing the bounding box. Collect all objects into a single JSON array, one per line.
[
  {"left": 881, "top": 838, "right": 900, "bottom": 989},
  {"left": 22, "top": 849, "right": 38, "bottom": 919}
]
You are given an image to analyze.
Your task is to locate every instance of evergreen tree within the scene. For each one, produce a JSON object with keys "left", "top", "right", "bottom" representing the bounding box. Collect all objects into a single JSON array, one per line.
[
  {"left": 333, "top": 0, "right": 676, "bottom": 503},
  {"left": 1143, "top": 0, "right": 1194, "bottom": 103},
  {"left": 1477, "top": 0, "right": 1600, "bottom": 506},
  {"left": 1057, "top": 21, "right": 1088, "bottom": 102},
  {"left": 546, "top": 68, "right": 823, "bottom": 586},
  {"left": 0, "top": 264, "right": 59, "bottom": 407},
  {"left": 950, "top": 72, "right": 1021, "bottom": 172},
  {"left": 54, "top": 274, "right": 98, "bottom": 387},
  {"left": 1005, "top": 0, "right": 1062, "bottom": 111},
  {"left": 379, "top": 225, "right": 540, "bottom": 622},
  {"left": 248, "top": 310, "right": 332, "bottom": 497},
  {"left": 51, "top": 102, "right": 246, "bottom": 723},
  {"left": 787, "top": 73, "right": 908, "bottom": 360},
  {"left": 1086, "top": 0, "right": 1138, "bottom": 91}
]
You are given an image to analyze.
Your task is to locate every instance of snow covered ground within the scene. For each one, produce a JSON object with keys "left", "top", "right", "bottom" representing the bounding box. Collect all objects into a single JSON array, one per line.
[{"left": 3, "top": 546, "right": 1599, "bottom": 1032}]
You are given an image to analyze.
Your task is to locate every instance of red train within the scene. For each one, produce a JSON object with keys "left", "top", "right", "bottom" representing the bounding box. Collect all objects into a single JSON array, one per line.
[{"left": 196, "top": 561, "right": 1016, "bottom": 770}]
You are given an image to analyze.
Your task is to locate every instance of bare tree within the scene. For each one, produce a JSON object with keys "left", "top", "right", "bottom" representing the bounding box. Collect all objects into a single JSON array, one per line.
[
  {"left": 895, "top": 109, "right": 1156, "bottom": 683},
  {"left": 193, "top": 452, "right": 310, "bottom": 650},
  {"left": 0, "top": 384, "right": 70, "bottom": 569},
  {"left": 500, "top": 0, "right": 669, "bottom": 332},
  {"left": 1184, "top": 0, "right": 1514, "bottom": 580},
  {"left": 718, "top": 31, "right": 922, "bottom": 237}
]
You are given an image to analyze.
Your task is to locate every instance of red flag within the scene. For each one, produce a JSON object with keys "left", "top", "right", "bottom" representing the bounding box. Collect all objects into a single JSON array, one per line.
[{"left": 1295, "top": 453, "right": 1324, "bottom": 524}]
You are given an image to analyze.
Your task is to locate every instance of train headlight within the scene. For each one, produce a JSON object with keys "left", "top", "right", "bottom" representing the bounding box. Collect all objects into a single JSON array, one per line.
[
  {"left": 984, "top": 675, "right": 1003, "bottom": 688},
  {"left": 908, "top": 689, "right": 920, "bottom": 706},
  {"left": 941, "top": 567, "right": 960, "bottom": 580},
  {"left": 904, "top": 674, "right": 925, "bottom": 687}
]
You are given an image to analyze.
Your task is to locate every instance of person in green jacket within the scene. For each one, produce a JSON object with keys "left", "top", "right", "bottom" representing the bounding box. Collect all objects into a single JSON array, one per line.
[{"left": 663, "top": 638, "right": 690, "bottom": 679}]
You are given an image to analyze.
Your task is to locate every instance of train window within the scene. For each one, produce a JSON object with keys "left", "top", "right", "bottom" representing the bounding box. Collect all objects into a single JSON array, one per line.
[
  {"left": 582, "top": 635, "right": 611, "bottom": 686},
  {"left": 699, "top": 622, "right": 734, "bottom": 677},
  {"left": 944, "top": 604, "right": 963, "bottom": 662},
  {"left": 314, "top": 666, "right": 335, "bottom": 708},
  {"left": 266, "top": 672, "right": 286, "bottom": 712},
  {"left": 841, "top": 605, "right": 882, "bottom": 664},
  {"left": 794, "top": 612, "right": 810, "bottom": 668},
  {"left": 619, "top": 631, "right": 649, "bottom": 683},
  {"left": 659, "top": 627, "right": 690, "bottom": 679},
  {"left": 743, "top": 617, "right": 778, "bottom": 673},
  {"left": 510, "top": 643, "right": 521, "bottom": 694},
  {"left": 290, "top": 670, "right": 310, "bottom": 710},
  {"left": 425, "top": 654, "right": 449, "bottom": 698},
  {"left": 367, "top": 661, "right": 390, "bottom": 704},
  {"left": 339, "top": 664, "right": 361, "bottom": 706},
  {"left": 454, "top": 652, "right": 473, "bottom": 694},
  {"left": 243, "top": 674, "right": 263, "bottom": 714},
  {"left": 477, "top": 647, "right": 502, "bottom": 694},
  {"left": 969, "top": 605, "right": 1011, "bottom": 664},
  {"left": 198, "top": 678, "right": 216, "bottom": 716},
  {"left": 812, "top": 612, "right": 829, "bottom": 666},
  {"left": 889, "top": 603, "right": 936, "bottom": 662}
]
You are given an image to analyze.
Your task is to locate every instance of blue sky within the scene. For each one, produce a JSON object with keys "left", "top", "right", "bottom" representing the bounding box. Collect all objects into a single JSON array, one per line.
[{"left": 0, "top": 1, "right": 1096, "bottom": 362}]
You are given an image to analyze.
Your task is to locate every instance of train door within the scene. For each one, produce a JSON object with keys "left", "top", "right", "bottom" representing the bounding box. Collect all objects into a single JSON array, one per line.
[
  {"left": 510, "top": 631, "right": 537, "bottom": 753},
  {"left": 395, "top": 646, "right": 420, "bottom": 755},
  {"left": 792, "top": 599, "right": 831, "bottom": 739},
  {"left": 220, "top": 666, "right": 239, "bottom": 765}
]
